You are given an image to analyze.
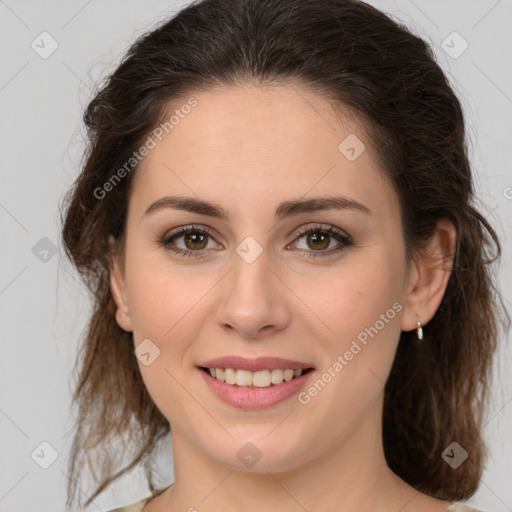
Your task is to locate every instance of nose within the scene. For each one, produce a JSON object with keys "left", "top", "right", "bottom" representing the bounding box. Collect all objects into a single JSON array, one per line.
[{"left": 215, "top": 250, "right": 291, "bottom": 339}]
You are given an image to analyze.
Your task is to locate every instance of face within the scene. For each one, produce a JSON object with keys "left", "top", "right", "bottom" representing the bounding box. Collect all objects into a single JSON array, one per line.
[{"left": 111, "top": 83, "right": 414, "bottom": 473}]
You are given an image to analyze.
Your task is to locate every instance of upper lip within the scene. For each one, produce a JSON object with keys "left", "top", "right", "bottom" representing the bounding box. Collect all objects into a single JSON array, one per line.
[{"left": 199, "top": 356, "right": 314, "bottom": 372}]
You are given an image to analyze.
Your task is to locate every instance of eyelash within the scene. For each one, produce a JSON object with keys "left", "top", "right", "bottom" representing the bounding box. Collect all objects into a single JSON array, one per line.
[{"left": 158, "top": 223, "right": 353, "bottom": 259}]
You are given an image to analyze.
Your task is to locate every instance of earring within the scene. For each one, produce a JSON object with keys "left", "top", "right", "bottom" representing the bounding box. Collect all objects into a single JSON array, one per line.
[{"left": 416, "top": 317, "right": 423, "bottom": 340}]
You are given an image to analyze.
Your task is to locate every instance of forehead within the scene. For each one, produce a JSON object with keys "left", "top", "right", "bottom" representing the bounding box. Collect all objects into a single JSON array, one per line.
[{"left": 128, "top": 84, "right": 398, "bottom": 222}]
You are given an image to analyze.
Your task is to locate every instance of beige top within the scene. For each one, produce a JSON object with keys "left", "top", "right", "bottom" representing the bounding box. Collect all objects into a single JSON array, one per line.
[{"left": 107, "top": 487, "right": 485, "bottom": 512}]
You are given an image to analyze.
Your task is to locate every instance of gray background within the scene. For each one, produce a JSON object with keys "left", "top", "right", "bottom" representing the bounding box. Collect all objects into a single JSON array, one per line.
[{"left": 0, "top": 1, "right": 511, "bottom": 511}]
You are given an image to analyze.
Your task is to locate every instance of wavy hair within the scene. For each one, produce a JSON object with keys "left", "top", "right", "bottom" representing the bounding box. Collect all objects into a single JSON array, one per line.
[{"left": 60, "top": 0, "right": 510, "bottom": 509}]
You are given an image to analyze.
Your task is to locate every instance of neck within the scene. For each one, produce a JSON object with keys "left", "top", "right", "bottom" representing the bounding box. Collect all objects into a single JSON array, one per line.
[{"left": 153, "top": 397, "right": 450, "bottom": 512}]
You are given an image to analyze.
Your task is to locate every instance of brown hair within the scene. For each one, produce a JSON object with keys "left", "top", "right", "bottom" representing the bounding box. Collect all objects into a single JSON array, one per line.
[{"left": 60, "top": 0, "right": 510, "bottom": 509}]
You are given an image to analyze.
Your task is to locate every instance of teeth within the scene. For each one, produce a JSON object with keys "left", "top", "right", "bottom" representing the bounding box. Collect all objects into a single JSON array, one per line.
[
  {"left": 270, "top": 369, "right": 284, "bottom": 385},
  {"left": 206, "top": 367, "right": 306, "bottom": 388},
  {"left": 224, "top": 367, "right": 236, "bottom": 385},
  {"left": 235, "top": 369, "right": 253, "bottom": 387},
  {"left": 283, "top": 369, "right": 294, "bottom": 382}
]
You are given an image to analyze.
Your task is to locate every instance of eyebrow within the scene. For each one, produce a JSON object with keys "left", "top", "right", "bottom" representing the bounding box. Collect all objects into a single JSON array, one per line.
[{"left": 142, "top": 195, "right": 371, "bottom": 220}]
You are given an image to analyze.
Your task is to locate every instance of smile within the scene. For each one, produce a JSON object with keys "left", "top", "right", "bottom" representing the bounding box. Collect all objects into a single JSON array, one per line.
[
  {"left": 197, "top": 366, "right": 315, "bottom": 409},
  {"left": 200, "top": 367, "right": 312, "bottom": 388}
]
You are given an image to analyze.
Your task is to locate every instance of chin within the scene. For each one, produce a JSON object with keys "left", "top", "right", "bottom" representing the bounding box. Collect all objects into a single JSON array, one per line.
[{"left": 206, "top": 433, "right": 310, "bottom": 473}]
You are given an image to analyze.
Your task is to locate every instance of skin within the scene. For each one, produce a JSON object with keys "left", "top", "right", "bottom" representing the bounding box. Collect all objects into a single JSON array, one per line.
[{"left": 109, "top": 83, "right": 456, "bottom": 512}]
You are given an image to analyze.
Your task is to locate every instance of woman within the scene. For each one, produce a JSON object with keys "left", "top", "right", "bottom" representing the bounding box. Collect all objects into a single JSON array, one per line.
[{"left": 60, "top": 0, "right": 509, "bottom": 511}]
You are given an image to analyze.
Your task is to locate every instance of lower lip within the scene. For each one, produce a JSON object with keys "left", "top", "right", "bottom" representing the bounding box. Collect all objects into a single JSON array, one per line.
[{"left": 198, "top": 368, "right": 315, "bottom": 409}]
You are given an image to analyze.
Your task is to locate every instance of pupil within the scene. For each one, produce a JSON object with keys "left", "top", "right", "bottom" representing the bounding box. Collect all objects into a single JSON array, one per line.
[
  {"left": 309, "top": 233, "right": 329, "bottom": 250},
  {"left": 186, "top": 231, "right": 207, "bottom": 249}
]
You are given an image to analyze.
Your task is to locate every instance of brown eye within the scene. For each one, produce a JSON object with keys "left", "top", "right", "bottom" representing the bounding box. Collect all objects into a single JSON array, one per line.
[
  {"left": 290, "top": 224, "right": 353, "bottom": 258},
  {"left": 159, "top": 223, "right": 353, "bottom": 259},
  {"left": 304, "top": 231, "right": 330, "bottom": 251},
  {"left": 159, "top": 225, "right": 221, "bottom": 258},
  {"left": 182, "top": 230, "right": 209, "bottom": 250}
]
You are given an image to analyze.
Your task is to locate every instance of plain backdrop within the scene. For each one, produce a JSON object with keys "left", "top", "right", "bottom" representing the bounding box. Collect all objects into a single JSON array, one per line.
[{"left": 0, "top": 1, "right": 511, "bottom": 511}]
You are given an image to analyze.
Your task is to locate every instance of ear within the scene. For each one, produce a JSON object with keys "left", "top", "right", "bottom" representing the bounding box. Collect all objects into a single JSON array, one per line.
[
  {"left": 401, "top": 218, "right": 457, "bottom": 333},
  {"left": 109, "top": 235, "right": 133, "bottom": 332}
]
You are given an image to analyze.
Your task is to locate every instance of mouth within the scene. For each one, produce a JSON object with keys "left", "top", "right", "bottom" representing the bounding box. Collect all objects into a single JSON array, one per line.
[
  {"left": 196, "top": 356, "right": 316, "bottom": 409},
  {"left": 198, "top": 366, "right": 314, "bottom": 389}
]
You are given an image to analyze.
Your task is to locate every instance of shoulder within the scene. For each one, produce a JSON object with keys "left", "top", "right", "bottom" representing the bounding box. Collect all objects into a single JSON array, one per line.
[
  {"left": 106, "top": 497, "right": 486, "bottom": 512},
  {"left": 106, "top": 485, "right": 172, "bottom": 512},
  {"left": 105, "top": 495, "right": 152, "bottom": 512},
  {"left": 447, "top": 503, "right": 487, "bottom": 512}
]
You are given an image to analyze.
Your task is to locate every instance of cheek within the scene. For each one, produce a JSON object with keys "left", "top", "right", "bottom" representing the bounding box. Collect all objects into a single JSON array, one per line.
[
  {"left": 307, "top": 253, "right": 405, "bottom": 400},
  {"left": 124, "top": 247, "right": 204, "bottom": 342},
  {"left": 318, "top": 260, "right": 402, "bottom": 340},
  {"left": 293, "top": 264, "right": 404, "bottom": 441},
  {"left": 124, "top": 258, "right": 209, "bottom": 420}
]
